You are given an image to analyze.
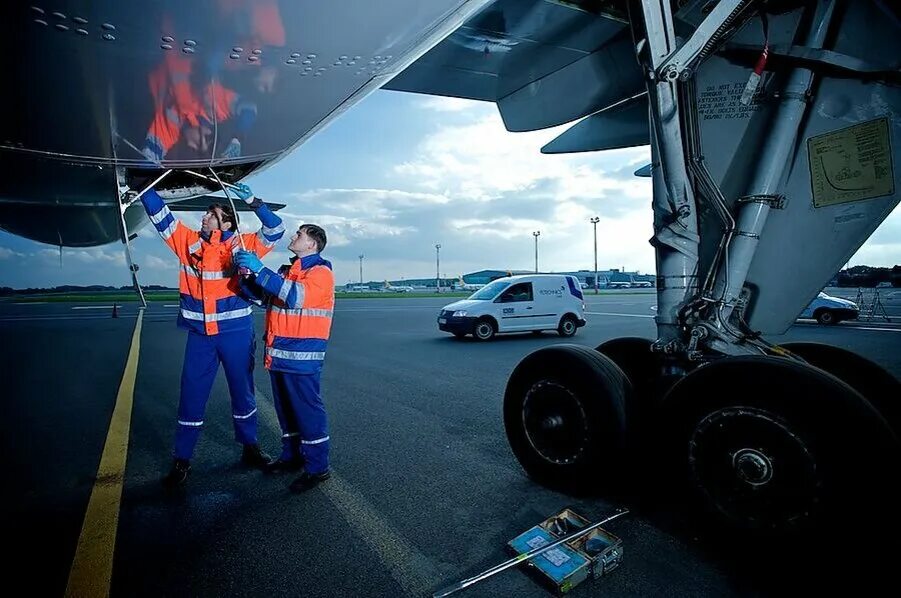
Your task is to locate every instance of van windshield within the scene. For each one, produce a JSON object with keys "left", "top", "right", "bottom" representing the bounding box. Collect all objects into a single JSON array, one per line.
[{"left": 469, "top": 280, "right": 510, "bottom": 300}]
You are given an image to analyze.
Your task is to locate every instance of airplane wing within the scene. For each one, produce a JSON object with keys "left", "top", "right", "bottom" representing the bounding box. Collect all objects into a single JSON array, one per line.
[{"left": 384, "top": 0, "right": 648, "bottom": 149}]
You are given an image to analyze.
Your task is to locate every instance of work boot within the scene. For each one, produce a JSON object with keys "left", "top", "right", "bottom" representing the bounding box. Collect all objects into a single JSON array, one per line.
[
  {"left": 264, "top": 455, "right": 305, "bottom": 474},
  {"left": 162, "top": 459, "right": 191, "bottom": 488},
  {"left": 289, "top": 470, "right": 331, "bottom": 493},
  {"left": 240, "top": 444, "right": 271, "bottom": 469}
]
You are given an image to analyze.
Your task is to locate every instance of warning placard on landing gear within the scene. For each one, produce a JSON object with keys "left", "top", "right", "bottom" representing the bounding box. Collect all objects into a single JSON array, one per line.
[{"left": 808, "top": 117, "right": 894, "bottom": 207}]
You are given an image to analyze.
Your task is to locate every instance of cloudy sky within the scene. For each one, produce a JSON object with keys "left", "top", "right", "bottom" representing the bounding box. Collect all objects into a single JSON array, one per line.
[{"left": 0, "top": 90, "right": 898, "bottom": 289}]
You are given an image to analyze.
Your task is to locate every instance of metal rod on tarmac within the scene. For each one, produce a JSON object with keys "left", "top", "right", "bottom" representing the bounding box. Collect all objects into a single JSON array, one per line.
[{"left": 432, "top": 508, "right": 629, "bottom": 597}]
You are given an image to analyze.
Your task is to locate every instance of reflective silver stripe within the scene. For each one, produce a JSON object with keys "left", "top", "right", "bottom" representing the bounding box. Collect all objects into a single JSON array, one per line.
[
  {"left": 160, "top": 220, "right": 178, "bottom": 240},
  {"left": 201, "top": 269, "right": 234, "bottom": 280},
  {"left": 261, "top": 222, "right": 285, "bottom": 237},
  {"left": 233, "top": 408, "right": 257, "bottom": 420},
  {"left": 180, "top": 309, "right": 204, "bottom": 321},
  {"left": 178, "top": 420, "right": 203, "bottom": 427},
  {"left": 277, "top": 279, "right": 294, "bottom": 302},
  {"left": 304, "top": 308, "right": 332, "bottom": 318},
  {"left": 270, "top": 306, "right": 333, "bottom": 318},
  {"left": 181, "top": 307, "right": 252, "bottom": 322},
  {"left": 282, "top": 432, "right": 300, "bottom": 438},
  {"left": 181, "top": 265, "right": 199, "bottom": 278},
  {"left": 257, "top": 231, "right": 277, "bottom": 248},
  {"left": 188, "top": 240, "right": 202, "bottom": 254},
  {"left": 291, "top": 281, "right": 306, "bottom": 306},
  {"left": 207, "top": 307, "right": 253, "bottom": 321},
  {"left": 150, "top": 204, "right": 172, "bottom": 224},
  {"left": 266, "top": 348, "right": 325, "bottom": 361},
  {"left": 301, "top": 436, "right": 330, "bottom": 445}
]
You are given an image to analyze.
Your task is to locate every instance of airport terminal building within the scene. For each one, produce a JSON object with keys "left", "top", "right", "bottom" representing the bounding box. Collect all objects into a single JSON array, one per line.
[
  {"left": 459, "top": 269, "right": 655, "bottom": 288},
  {"left": 344, "top": 268, "right": 656, "bottom": 291}
]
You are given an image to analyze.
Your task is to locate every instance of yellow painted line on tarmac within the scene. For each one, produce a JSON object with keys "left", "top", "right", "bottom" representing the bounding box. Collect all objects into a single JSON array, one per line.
[{"left": 65, "top": 310, "right": 144, "bottom": 598}]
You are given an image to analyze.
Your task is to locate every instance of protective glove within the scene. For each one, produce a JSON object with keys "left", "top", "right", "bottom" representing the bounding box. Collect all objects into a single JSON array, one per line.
[
  {"left": 221, "top": 137, "right": 242, "bottom": 159},
  {"left": 141, "top": 145, "right": 163, "bottom": 166},
  {"left": 232, "top": 181, "right": 262, "bottom": 209},
  {"left": 234, "top": 250, "right": 264, "bottom": 274}
]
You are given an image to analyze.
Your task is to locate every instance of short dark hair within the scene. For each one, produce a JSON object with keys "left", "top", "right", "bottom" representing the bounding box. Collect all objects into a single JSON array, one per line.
[
  {"left": 300, "top": 224, "right": 327, "bottom": 252},
  {"left": 208, "top": 203, "right": 236, "bottom": 228}
]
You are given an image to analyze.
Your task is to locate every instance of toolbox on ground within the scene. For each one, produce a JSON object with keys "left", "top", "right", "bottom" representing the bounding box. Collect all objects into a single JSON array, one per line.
[{"left": 507, "top": 508, "right": 624, "bottom": 594}]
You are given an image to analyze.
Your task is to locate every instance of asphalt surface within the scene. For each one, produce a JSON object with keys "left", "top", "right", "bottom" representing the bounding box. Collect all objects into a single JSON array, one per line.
[{"left": 1, "top": 290, "right": 900, "bottom": 597}]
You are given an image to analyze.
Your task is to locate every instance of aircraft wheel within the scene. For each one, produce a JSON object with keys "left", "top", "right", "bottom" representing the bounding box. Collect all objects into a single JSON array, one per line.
[
  {"left": 657, "top": 355, "right": 898, "bottom": 538},
  {"left": 504, "top": 345, "right": 629, "bottom": 493},
  {"left": 778, "top": 342, "right": 901, "bottom": 436},
  {"left": 593, "top": 337, "right": 672, "bottom": 466},
  {"left": 594, "top": 337, "right": 671, "bottom": 409}
]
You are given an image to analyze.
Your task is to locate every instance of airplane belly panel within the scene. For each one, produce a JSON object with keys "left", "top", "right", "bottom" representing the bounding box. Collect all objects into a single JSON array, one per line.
[
  {"left": 4, "top": 0, "right": 483, "bottom": 168},
  {"left": 0, "top": 155, "right": 124, "bottom": 246}
]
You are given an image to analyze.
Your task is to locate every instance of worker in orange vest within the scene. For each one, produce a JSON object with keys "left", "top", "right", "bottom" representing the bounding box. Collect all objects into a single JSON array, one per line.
[
  {"left": 234, "top": 224, "right": 335, "bottom": 492},
  {"left": 141, "top": 182, "right": 284, "bottom": 486}
]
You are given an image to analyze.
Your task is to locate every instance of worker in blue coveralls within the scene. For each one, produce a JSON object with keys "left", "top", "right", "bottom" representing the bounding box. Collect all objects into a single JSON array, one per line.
[
  {"left": 235, "top": 224, "right": 335, "bottom": 493},
  {"left": 140, "top": 181, "right": 284, "bottom": 487}
]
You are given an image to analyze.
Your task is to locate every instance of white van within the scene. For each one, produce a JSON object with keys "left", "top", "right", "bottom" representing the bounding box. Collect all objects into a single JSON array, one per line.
[{"left": 437, "top": 274, "right": 587, "bottom": 341}]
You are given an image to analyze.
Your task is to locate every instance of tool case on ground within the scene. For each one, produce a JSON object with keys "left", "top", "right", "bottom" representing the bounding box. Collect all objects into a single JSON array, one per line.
[{"left": 507, "top": 508, "right": 623, "bottom": 594}]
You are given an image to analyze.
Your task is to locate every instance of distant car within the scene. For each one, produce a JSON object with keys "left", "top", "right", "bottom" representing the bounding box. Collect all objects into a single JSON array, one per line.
[
  {"left": 633, "top": 281, "right": 653, "bottom": 288},
  {"left": 580, "top": 282, "right": 589, "bottom": 289},
  {"left": 799, "top": 292, "right": 859, "bottom": 325}
]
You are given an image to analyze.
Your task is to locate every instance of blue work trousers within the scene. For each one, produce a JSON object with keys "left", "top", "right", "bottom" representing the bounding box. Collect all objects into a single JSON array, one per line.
[
  {"left": 270, "top": 370, "right": 330, "bottom": 474},
  {"left": 174, "top": 329, "right": 258, "bottom": 459}
]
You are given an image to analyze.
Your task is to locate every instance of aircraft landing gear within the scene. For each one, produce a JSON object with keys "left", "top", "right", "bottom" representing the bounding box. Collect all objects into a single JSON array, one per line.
[
  {"left": 655, "top": 355, "right": 898, "bottom": 537},
  {"left": 504, "top": 343, "right": 900, "bottom": 540}
]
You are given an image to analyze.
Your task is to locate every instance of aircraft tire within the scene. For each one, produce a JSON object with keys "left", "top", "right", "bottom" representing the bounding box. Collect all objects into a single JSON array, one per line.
[
  {"left": 656, "top": 355, "right": 899, "bottom": 539},
  {"left": 777, "top": 342, "right": 901, "bottom": 437},
  {"left": 594, "top": 337, "right": 669, "bottom": 410},
  {"left": 504, "top": 344, "right": 630, "bottom": 493}
]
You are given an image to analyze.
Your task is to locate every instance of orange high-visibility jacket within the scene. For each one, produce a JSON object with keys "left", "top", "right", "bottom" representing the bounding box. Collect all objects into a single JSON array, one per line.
[
  {"left": 142, "top": 188, "right": 284, "bottom": 335},
  {"left": 252, "top": 254, "right": 335, "bottom": 374}
]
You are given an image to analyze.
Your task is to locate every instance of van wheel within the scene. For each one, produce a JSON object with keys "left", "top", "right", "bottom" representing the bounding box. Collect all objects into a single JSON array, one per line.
[
  {"left": 474, "top": 319, "right": 496, "bottom": 341},
  {"left": 815, "top": 309, "right": 836, "bottom": 325},
  {"left": 504, "top": 345, "right": 629, "bottom": 493},
  {"left": 558, "top": 315, "right": 578, "bottom": 337}
]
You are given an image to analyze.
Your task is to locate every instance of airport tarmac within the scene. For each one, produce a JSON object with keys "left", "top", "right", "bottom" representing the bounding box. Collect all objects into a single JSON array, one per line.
[{"left": 2, "top": 292, "right": 899, "bottom": 597}]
